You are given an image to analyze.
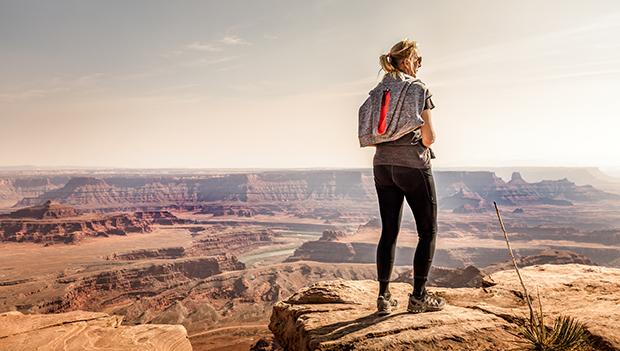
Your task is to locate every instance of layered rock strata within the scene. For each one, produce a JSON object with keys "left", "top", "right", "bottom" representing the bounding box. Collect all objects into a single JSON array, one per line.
[
  {"left": 0, "top": 202, "right": 189, "bottom": 244},
  {"left": 11, "top": 170, "right": 617, "bottom": 211}
]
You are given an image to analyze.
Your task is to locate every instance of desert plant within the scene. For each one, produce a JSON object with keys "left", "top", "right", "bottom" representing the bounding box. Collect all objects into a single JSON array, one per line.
[
  {"left": 493, "top": 201, "right": 592, "bottom": 351},
  {"left": 510, "top": 286, "right": 591, "bottom": 350}
]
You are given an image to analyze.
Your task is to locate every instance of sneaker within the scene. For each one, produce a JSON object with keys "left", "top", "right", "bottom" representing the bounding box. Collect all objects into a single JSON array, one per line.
[
  {"left": 407, "top": 288, "right": 446, "bottom": 313},
  {"left": 376, "top": 292, "right": 398, "bottom": 316}
]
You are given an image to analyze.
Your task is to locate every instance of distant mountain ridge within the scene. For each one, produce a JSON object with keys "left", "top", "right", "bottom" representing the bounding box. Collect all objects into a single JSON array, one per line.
[{"left": 2, "top": 169, "right": 617, "bottom": 211}]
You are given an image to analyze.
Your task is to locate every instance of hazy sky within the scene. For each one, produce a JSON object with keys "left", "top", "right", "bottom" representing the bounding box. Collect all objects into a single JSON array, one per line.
[{"left": 1, "top": 0, "right": 619, "bottom": 170}]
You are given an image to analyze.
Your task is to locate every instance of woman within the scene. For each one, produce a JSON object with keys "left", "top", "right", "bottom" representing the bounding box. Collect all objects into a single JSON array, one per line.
[{"left": 370, "top": 39, "right": 446, "bottom": 315}]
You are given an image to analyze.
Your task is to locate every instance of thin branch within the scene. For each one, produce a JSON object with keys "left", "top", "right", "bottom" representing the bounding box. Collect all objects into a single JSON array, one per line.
[{"left": 493, "top": 201, "right": 535, "bottom": 323}]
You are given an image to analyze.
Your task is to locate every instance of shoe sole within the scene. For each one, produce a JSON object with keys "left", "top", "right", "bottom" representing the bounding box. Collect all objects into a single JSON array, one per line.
[
  {"left": 407, "top": 305, "right": 445, "bottom": 313},
  {"left": 407, "top": 300, "right": 445, "bottom": 313}
]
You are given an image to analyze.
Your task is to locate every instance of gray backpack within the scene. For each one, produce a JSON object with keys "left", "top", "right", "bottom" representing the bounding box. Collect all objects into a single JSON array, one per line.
[{"left": 358, "top": 73, "right": 428, "bottom": 147}]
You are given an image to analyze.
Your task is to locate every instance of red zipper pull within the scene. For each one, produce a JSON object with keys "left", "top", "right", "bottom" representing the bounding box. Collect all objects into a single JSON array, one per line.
[{"left": 377, "top": 89, "right": 390, "bottom": 134}]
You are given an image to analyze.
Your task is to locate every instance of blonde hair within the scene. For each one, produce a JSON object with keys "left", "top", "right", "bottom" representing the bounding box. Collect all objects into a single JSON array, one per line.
[{"left": 379, "top": 38, "right": 418, "bottom": 77}]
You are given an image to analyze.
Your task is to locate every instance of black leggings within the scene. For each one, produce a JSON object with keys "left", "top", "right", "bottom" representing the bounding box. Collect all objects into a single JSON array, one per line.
[{"left": 374, "top": 164, "right": 438, "bottom": 287}]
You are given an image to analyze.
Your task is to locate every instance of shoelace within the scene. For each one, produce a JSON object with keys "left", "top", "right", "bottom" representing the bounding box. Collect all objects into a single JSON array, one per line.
[
  {"left": 422, "top": 292, "right": 443, "bottom": 306},
  {"left": 412, "top": 291, "right": 442, "bottom": 306}
]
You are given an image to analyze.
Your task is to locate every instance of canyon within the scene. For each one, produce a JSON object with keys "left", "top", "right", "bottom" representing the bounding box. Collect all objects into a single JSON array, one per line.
[
  {"left": 1, "top": 169, "right": 617, "bottom": 213},
  {"left": 0, "top": 167, "right": 619, "bottom": 350}
]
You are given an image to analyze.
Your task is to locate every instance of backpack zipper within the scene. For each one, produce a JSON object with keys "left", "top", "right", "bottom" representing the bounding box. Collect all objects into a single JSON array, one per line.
[{"left": 377, "top": 88, "right": 390, "bottom": 134}]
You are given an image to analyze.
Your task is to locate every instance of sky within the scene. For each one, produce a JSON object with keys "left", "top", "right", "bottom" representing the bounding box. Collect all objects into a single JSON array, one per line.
[{"left": 1, "top": 0, "right": 620, "bottom": 171}]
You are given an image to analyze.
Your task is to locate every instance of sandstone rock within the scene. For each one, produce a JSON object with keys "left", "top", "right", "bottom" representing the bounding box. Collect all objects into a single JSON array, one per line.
[
  {"left": 0, "top": 310, "right": 192, "bottom": 351},
  {"left": 108, "top": 247, "right": 187, "bottom": 260},
  {"left": 508, "top": 171, "right": 527, "bottom": 184},
  {"left": 0, "top": 203, "right": 189, "bottom": 244},
  {"left": 133, "top": 210, "right": 189, "bottom": 225},
  {"left": 2, "top": 200, "right": 81, "bottom": 219},
  {"left": 269, "top": 263, "right": 620, "bottom": 350},
  {"left": 187, "top": 228, "right": 275, "bottom": 256},
  {"left": 285, "top": 240, "right": 356, "bottom": 263},
  {"left": 0, "top": 211, "right": 152, "bottom": 244},
  {"left": 317, "top": 229, "right": 348, "bottom": 241}
]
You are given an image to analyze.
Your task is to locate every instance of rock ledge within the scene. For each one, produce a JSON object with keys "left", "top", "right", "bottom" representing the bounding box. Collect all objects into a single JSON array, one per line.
[{"left": 269, "top": 263, "right": 620, "bottom": 351}]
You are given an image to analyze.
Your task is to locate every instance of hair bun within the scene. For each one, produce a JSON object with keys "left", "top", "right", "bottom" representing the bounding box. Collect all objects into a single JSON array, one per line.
[{"left": 379, "top": 39, "right": 417, "bottom": 75}]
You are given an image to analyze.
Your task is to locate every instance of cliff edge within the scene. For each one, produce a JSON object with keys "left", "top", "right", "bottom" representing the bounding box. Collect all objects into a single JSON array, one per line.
[{"left": 268, "top": 263, "right": 620, "bottom": 351}]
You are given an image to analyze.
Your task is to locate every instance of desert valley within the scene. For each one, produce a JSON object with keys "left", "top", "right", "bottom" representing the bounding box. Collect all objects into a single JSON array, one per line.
[{"left": 1, "top": 167, "right": 620, "bottom": 350}]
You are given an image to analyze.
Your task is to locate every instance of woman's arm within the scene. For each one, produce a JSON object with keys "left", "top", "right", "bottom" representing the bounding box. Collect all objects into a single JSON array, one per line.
[{"left": 420, "top": 108, "right": 436, "bottom": 147}]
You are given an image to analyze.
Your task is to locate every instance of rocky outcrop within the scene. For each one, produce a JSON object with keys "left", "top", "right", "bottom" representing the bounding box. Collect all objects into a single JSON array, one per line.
[
  {"left": 133, "top": 210, "right": 190, "bottom": 225},
  {"left": 0, "top": 202, "right": 191, "bottom": 244},
  {"left": 285, "top": 230, "right": 355, "bottom": 264},
  {"left": 1, "top": 200, "right": 81, "bottom": 219},
  {"left": 0, "top": 310, "right": 192, "bottom": 351},
  {"left": 0, "top": 211, "right": 152, "bottom": 244},
  {"left": 187, "top": 228, "right": 276, "bottom": 256},
  {"left": 269, "top": 264, "right": 620, "bottom": 351},
  {"left": 107, "top": 247, "right": 187, "bottom": 260},
  {"left": 317, "top": 229, "right": 348, "bottom": 242},
  {"left": 285, "top": 240, "right": 355, "bottom": 264}
]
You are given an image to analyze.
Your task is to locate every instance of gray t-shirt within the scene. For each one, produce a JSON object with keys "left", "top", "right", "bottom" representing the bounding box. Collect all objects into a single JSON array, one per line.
[{"left": 373, "top": 94, "right": 435, "bottom": 169}]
